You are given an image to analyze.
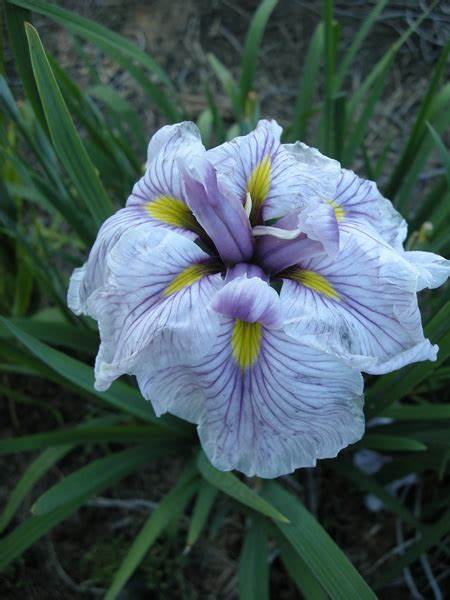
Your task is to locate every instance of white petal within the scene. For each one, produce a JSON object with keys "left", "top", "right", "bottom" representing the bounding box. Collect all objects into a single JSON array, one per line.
[
  {"left": 137, "top": 365, "right": 204, "bottom": 423},
  {"left": 208, "top": 120, "right": 322, "bottom": 221},
  {"left": 196, "top": 320, "right": 364, "bottom": 478},
  {"left": 145, "top": 121, "right": 202, "bottom": 164},
  {"left": 295, "top": 201, "right": 340, "bottom": 256},
  {"left": 67, "top": 207, "right": 157, "bottom": 315},
  {"left": 283, "top": 141, "right": 341, "bottom": 200},
  {"left": 281, "top": 224, "right": 437, "bottom": 374},
  {"left": 127, "top": 121, "right": 205, "bottom": 235},
  {"left": 88, "top": 225, "right": 223, "bottom": 391},
  {"left": 332, "top": 169, "right": 407, "bottom": 250},
  {"left": 405, "top": 250, "right": 450, "bottom": 291},
  {"left": 69, "top": 123, "right": 205, "bottom": 316}
]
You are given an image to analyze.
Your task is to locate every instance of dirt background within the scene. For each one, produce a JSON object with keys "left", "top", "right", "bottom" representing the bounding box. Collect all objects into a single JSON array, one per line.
[
  {"left": 1, "top": 1, "right": 450, "bottom": 598},
  {"left": 9, "top": 0, "right": 450, "bottom": 176}
]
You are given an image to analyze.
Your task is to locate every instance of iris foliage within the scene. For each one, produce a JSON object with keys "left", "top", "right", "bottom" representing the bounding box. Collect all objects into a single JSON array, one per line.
[{"left": 0, "top": 0, "right": 449, "bottom": 597}]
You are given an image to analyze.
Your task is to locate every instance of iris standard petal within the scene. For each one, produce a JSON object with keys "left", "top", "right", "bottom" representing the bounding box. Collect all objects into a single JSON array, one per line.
[
  {"left": 181, "top": 157, "right": 254, "bottom": 264},
  {"left": 207, "top": 119, "right": 316, "bottom": 222},
  {"left": 404, "top": 250, "right": 450, "bottom": 291},
  {"left": 86, "top": 225, "right": 223, "bottom": 391},
  {"left": 127, "top": 121, "right": 205, "bottom": 236},
  {"left": 280, "top": 223, "right": 437, "bottom": 374}
]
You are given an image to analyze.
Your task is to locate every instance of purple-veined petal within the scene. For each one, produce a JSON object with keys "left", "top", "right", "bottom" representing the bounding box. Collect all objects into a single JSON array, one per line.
[
  {"left": 328, "top": 169, "right": 407, "bottom": 250},
  {"left": 69, "top": 123, "right": 205, "bottom": 316},
  {"left": 208, "top": 120, "right": 320, "bottom": 222},
  {"left": 181, "top": 157, "right": 253, "bottom": 264},
  {"left": 137, "top": 319, "right": 364, "bottom": 478},
  {"left": 137, "top": 364, "right": 204, "bottom": 424},
  {"left": 199, "top": 327, "right": 364, "bottom": 478},
  {"left": 127, "top": 121, "right": 205, "bottom": 236},
  {"left": 295, "top": 201, "right": 340, "bottom": 256},
  {"left": 283, "top": 144, "right": 407, "bottom": 250},
  {"left": 404, "top": 250, "right": 450, "bottom": 291},
  {"left": 212, "top": 265, "right": 282, "bottom": 328},
  {"left": 68, "top": 206, "right": 161, "bottom": 315},
  {"left": 283, "top": 141, "right": 341, "bottom": 200},
  {"left": 280, "top": 223, "right": 437, "bottom": 374},
  {"left": 86, "top": 225, "right": 223, "bottom": 391},
  {"left": 197, "top": 320, "right": 364, "bottom": 477}
]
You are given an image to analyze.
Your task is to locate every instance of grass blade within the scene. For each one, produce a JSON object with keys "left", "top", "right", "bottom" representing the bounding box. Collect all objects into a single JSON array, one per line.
[
  {"left": 289, "top": 22, "right": 324, "bottom": 141},
  {"left": 277, "top": 533, "right": 327, "bottom": 600},
  {"left": 6, "top": 0, "right": 173, "bottom": 88},
  {"left": 25, "top": 23, "right": 113, "bottom": 226},
  {"left": 0, "top": 446, "right": 71, "bottom": 534},
  {"left": 5, "top": 3, "right": 46, "bottom": 128},
  {"left": 0, "top": 317, "right": 185, "bottom": 431},
  {"left": 362, "top": 434, "right": 427, "bottom": 452},
  {"left": 239, "top": 515, "right": 269, "bottom": 600},
  {"left": 332, "top": 461, "right": 423, "bottom": 530},
  {"left": 383, "top": 404, "right": 450, "bottom": 421},
  {"left": 0, "top": 76, "right": 93, "bottom": 243},
  {"left": 0, "top": 424, "right": 182, "bottom": 454},
  {"left": 105, "top": 468, "right": 199, "bottom": 599},
  {"left": 347, "top": 5, "right": 434, "bottom": 120},
  {"left": 32, "top": 445, "right": 162, "bottom": 515},
  {"left": 197, "top": 452, "right": 289, "bottom": 523},
  {"left": 333, "top": 0, "right": 389, "bottom": 94},
  {"left": 207, "top": 53, "right": 241, "bottom": 120},
  {"left": 342, "top": 54, "right": 392, "bottom": 164},
  {"left": 394, "top": 92, "right": 450, "bottom": 213},
  {"left": 263, "top": 482, "right": 376, "bottom": 599},
  {"left": 385, "top": 39, "right": 450, "bottom": 199},
  {"left": 427, "top": 122, "right": 450, "bottom": 187},
  {"left": 186, "top": 480, "right": 218, "bottom": 549},
  {"left": 0, "top": 316, "right": 98, "bottom": 354},
  {"left": 7, "top": 0, "right": 180, "bottom": 121},
  {"left": 321, "top": 0, "right": 335, "bottom": 155},
  {"left": 239, "top": 0, "right": 277, "bottom": 112},
  {"left": 0, "top": 498, "right": 84, "bottom": 570}
]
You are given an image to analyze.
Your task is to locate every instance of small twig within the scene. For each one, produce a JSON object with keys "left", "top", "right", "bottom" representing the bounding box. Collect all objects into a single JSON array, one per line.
[
  {"left": 85, "top": 497, "right": 159, "bottom": 511},
  {"left": 420, "top": 554, "right": 443, "bottom": 600},
  {"left": 46, "top": 538, "right": 105, "bottom": 597},
  {"left": 414, "top": 484, "right": 443, "bottom": 600},
  {"left": 396, "top": 517, "right": 424, "bottom": 599},
  {"left": 366, "top": 537, "right": 417, "bottom": 575},
  {"left": 281, "top": 474, "right": 303, "bottom": 494}
]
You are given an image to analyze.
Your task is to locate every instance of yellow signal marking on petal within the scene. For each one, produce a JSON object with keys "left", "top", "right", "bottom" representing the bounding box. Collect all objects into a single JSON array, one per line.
[
  {"left": 286, "top": 268, "right": 340, "bottom": 300},
  {"left": 247, "top": 155, "right": 271, "bottom": 212},
  {"left": 146, "top": 195, "right": 199, "bottom": 232},
  {"left": 325, "top": 199, "right": 345, "bottom": 222},
  {"left": 163, "top": 263, "right": 217, "bottom": 296},
  {"left": 231, "top": 320, "right": 262, "bottom": 370}
]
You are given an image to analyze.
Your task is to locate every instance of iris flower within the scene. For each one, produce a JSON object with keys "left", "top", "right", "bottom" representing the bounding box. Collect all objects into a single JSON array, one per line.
[{"left": 68, "top": 120, "right": 450, "bottom": 478}]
